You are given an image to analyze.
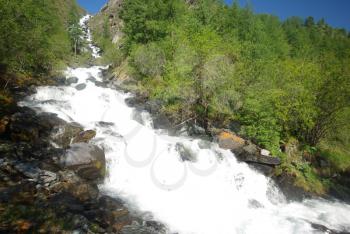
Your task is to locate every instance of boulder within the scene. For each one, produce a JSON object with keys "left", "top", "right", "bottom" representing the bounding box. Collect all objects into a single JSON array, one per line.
[
  {"left": 125, "top": 96, "right": 147, "bottom": 110},
  {"left": 72, "top": 130, "right": 96, "bottom": 144},
  {"left": 75, "top": 83, "right": 87, "bottom": 91},
  {"left": 145, "top": 100, "right": 162, "bottom": 115},
  {"left": 51, "top": 75, "right": 66, "bottom": 86},
  {"left": 9, "top": 109, "right": 63, "bottom": 143},
  {"left": 216, "top": 130, "right": 281, "bottom": 167},
  {"left": 61, "top": 143, "right": 106, "bottom": 182},
  {"left": 217, "top": 131, "right": 245, "bottom": 151},
  {"left": 153, "top": 113, "right": 171, "bottom": 129},
  {"left": 51, "top": 122, "right": 84, "bottom": 148},
  {"left": 66, "top": 77, "right": 79, "bottom": 85},
  {"left": 237, "top": 143, "right": 281, "bottom": 166},
  {"left": 95, "top": 81, "right": 107, "bottom": 88}
]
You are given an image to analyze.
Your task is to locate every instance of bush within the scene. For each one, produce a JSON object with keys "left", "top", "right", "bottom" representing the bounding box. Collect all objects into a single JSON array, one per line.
[{"left": 131, "top": 43, "right": 166, "bottom": 77}]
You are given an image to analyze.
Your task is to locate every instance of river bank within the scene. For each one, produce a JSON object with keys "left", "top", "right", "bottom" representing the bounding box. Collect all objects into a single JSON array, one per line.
[
  {"left": 101, "top": 65, "right": 350, "bottom": 203},
  {"left": 0, "top": 71, "right": 167, "bottom": 233}
]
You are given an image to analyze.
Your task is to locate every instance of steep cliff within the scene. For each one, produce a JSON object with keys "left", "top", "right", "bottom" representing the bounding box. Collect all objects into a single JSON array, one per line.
[{"left": 90, "top": 0, "right": 124, "bottom": 45}]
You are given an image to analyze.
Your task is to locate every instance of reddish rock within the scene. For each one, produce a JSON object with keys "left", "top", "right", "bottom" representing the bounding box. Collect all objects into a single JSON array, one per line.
[{"left": 217, "top": 131, "right": 245, "bottom": 151}]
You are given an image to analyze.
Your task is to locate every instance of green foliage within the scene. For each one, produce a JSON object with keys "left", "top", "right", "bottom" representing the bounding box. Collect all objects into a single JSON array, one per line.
[
  {"left": 68, "top": 23, "right": 84, "bottom": 56},
  {"left": 0, "top": 0, "right": 83, "bottom": 76},
  {"left": 106, "top": 0, "right": 350, "bottom": 189},
  {"left": 131, "top": 43, "right": 166, "bottom": 77}
]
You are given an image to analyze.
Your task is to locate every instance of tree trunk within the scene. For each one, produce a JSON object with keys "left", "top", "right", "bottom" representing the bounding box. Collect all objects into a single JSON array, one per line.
[{"left": 74, "top": 40, "right": 77, "bottom": 57}]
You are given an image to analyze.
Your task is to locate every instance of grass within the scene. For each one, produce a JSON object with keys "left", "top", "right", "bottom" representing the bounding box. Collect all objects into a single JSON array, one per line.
[{"left": 319, "top": 141, "right": 350, "bottom": 173}]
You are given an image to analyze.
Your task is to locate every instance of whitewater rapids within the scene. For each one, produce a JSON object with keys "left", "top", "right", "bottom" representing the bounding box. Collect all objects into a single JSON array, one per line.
[{"left": 20, "top": 16, "right": 350, "bottom": 234}]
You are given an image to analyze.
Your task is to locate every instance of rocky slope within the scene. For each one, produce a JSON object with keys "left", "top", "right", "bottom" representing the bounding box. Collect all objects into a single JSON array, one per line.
[{"left": 90, "top": 0, "right": 124, "bottom": 44}]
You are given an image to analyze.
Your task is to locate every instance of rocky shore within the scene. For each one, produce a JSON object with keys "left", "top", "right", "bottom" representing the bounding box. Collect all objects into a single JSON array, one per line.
[{"left": 0, "top": 79, "right": 167, "bottom": 233}]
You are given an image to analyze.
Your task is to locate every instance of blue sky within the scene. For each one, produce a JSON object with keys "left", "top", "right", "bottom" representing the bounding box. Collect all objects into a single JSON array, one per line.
[{"left": 78, "top": 0, "right": 350, "bottom": 30}]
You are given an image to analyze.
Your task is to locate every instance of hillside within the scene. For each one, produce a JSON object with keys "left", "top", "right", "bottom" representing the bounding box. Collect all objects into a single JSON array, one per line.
[
  {"left": 91, "top": 0, "right": 350, "bottom": 199},
  {"left": 0, "top": 0, "right": 85, "bottom": 116}
]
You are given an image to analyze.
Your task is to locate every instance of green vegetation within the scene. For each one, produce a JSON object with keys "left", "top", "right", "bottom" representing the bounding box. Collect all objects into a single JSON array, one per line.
[
  {"left": 0, "top": 0, "right": 84, "bottom": 78},
  {"left": 94, "top": 0, "right": 349, "bottom": 194},
  {"left": 0, "top": 0, "right": 85, "bottom": 119}
]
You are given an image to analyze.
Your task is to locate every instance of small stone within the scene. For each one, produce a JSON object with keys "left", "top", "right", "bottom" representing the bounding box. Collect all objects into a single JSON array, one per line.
[
  {"left": 261, "top": 149, "right": 270, "bottom": 156},
  {"left": 75, "top": 83, "right": 87, "bottom": 91}
]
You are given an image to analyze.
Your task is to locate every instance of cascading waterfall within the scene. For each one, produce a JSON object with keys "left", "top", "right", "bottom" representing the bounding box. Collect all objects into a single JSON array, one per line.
[{"left": 20, "top": 16, "right": 350, "bottom": 234}]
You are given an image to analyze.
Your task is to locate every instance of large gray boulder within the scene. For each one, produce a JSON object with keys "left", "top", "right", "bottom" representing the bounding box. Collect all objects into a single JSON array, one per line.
[{"left": 61, "top": 143, "right": 106, "bottom": 182}]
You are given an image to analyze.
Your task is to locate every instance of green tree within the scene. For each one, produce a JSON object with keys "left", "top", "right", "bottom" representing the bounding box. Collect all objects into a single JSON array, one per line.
[{"left": 68, "top": 23, "right": 83, "bottom": 56}]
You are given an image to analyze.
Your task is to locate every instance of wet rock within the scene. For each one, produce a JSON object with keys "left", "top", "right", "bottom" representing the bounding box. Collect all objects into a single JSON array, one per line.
[
  {"left": 61, "top": 143, "right": 106, "bottom": 182},
  {"left": 53, "top": 171, "right": 99, "bottom": 201},
  {"left": 9, "top": 109, "right": 63, "bottom": 144},
  {"left": 175, "top": 143, "right": 197, "bottom": 162},
  {"left": 145, "top": 100, "right": 162, "bottom": 115},
  {"left": 87, "top": 76, "right": 96, "bottom": 83},
  {"left": 72, "top": 130, "right": 96, "bottom": 144},
  {"left": 187, "top": 123, "right": 206, "bottom": 136},
  {"left": 95, "top": 81, "right": 108, "bottom": 88},
  {"left": 153, "top": 113, "right": 171, "bottom": 129},
  {"left": 198, "top": 140, "right": 211, "bottom": 149},
  {"left": 217, "top": 131, "right": 245, "bottom": 151},
  {"left": 0, "top": 141, "right": 15, "bottom": 157},
  {"left": 51, "top": 75, "right": 66, "bottom": 85},
  {"left": 75, "top": 83, "right": 87, "bottom": 91},
  {"left": 235, "top": 142, "right": 281, "bottom": 166},
  {"left": 272, "top": 173, "right": 313, "bottom": 201},
  {"left": 83, "top": 196, "right": 132, "bottom": 232},
  {"left": 49, "top": 192, "right": 85, "bottom": 213},
  {"left": 66, "top": 77, "right": 79, "bottom": 85},
  {"left": 248, "top": 199, "right": 264, "bottom": 209},
  {"left": 121, "top": 220, "right": 168, "bottom": 234},
  {"left": 13, "top": 162, "right": 58, "bottom": 186},
  {"left": 125, "top": 96, "right": 147, "bottom": 109},
  {"left": 0, "top": 116, "right": 9, "bottom": 135},
  {"left": 310, "top": 223, "right": 342, "bottom": 234},
  {"left": 51, "top": 122, "right": 84, "bottom": 148},
  {"left": 248, "top": 162, "right": 274, "bottom": 176}
]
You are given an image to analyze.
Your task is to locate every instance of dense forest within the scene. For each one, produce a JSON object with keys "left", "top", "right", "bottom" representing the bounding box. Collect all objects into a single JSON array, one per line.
[
  {"left": 93, "top": 0, "right": 350, "bottom": 194},
  {"left": 0, "top": 0, "right": 84, "bottom": 112}
]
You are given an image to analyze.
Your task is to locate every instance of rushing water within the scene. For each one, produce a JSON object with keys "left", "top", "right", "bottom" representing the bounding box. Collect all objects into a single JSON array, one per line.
[{"left": 20, "top": 16, "right": 350, "bottom": 234}]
